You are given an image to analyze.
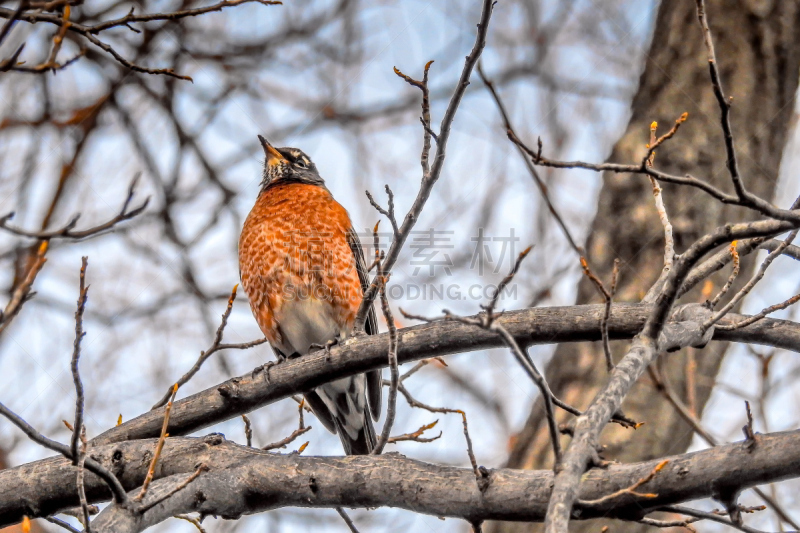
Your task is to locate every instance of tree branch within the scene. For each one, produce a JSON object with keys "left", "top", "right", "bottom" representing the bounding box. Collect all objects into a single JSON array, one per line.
[
  {"left": 89, "top": 301, "right": 800, "bottom": 448},
  {"left": 2, "top": 430, "right": 800, "bottom": 529}
]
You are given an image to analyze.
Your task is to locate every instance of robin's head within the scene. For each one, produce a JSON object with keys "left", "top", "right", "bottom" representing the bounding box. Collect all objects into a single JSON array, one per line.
[{"left": 258, "top": 135, "right": 324, "bottom": 191}]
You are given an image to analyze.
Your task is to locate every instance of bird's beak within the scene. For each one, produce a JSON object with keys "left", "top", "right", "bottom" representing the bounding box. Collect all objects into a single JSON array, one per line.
[{"left": 258, "top": 135, "right": 285, "bottom": 165}]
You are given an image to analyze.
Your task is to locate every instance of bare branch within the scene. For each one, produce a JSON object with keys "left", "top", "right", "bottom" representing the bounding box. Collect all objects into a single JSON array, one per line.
[
  {"left": 709, "top": 241, "right": 740, "bottom": 308},
  {"left": 372, "top": 268, "right": 399, "bottom": 455},
  {"left": 579, "top": 460, "right": 669, "bottom": 506},
  {"left": 173, "top": 514, "right": 206, "bottom": 533},
  {"left": 0, "top": 240, "right": 48, "bottom": 334},
  {"left": 90, "top": 301, "right": 800, "bottom": 447},
  {"left": 694, "top": 0, "right": 743, "bottom": 198},
  {"left": 718, "top": 293, "right": 800, "bottom": 331},
  {"left": 353, "top": 0, "right": 495, "bottom": 331},
  {"left": 0, "top": 1, "right": 281, "bottom": 78},
  {"left": 261, "top": 426, "right": 312, "bottom": 452},
  {"left": 393, "top": 59, "right": 434, "bottom": 175},
  {"left": 152, "top": 286, "right": 266, "bottom": 409},
  {"left": 335, "top": 507, "right": 360, "bottom": 533},
  {"left": 387, "top": 420, "right": 441, "bottom": 444},
  {"left": 86, "top": 0, "right": 282, "bottom": 33},
  {"left": 44, "top": 516, "right": 82, "bottom": 533},
  {"left": 544, "top": 216, "right": 800, "bottom": 533},
  {"left": 5, "top": 430, "right": 800, "bottom": 529},
  {"left": 136, "top": 384, "right": 178, "bottom": 501},
  {"left": 242, "top": 415, "right": 252, "bottom": 447},
  {"left": 479, "top": 65, "right": 584, "bottom": 256},
  {"left": 704, "top": 229, "right": 798, "bottom": 330},
  {"left": 660, "top": 505, "right": 771, "bottom": 533},
  {"left": 69, "top": 257, "right": 89, "bottom": 464},
  {"left": 0, "top": 177, "right": 148, "bottom": 241},
  {"left": 0, "top": 401, "right": 127, "bottom": 503}
]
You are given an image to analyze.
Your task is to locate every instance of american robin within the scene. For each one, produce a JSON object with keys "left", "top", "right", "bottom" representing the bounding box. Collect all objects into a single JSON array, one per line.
[{"left": 238, "top": 135, "right": 381, "bottom": 455}]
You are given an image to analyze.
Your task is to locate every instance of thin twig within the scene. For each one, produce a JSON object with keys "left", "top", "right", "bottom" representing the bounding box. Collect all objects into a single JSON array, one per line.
[
  {"left": 694, "top": 0, "right": 744, "bottom": 198},
  {"left": 43, "top": 4, "right": 70, "bottom": 68},
  {"left": 390, "top": 380, "right": 486, "bottom": 488},
  {"left": 261, "top": 426, "right": 312, "bottom": 451},
  {"left": 717, "top": 292, "right": 800, "bottom": 330},
  {"left": 685, "top": 349, "right": 698, "bottom": 417},
  {"left": 400, "top": 307, "right": 638, "bottom": 429},
  {"left": 704, "top": 230, "right": 798, "bottom": 330},
  {"left": 76, "top": 427, "right": 91, "bottom": 532},
  {"left": 387, "top": 420, "right": 441, "bottom": 444},
  {"left": 491, "top": 324, "right": 562, "bottom": 467},
  {"left": 709, "top": 241, "right": 740, "bottom": 308},
  {"left": 372, "top": 268, "right": 399, "bottom": 455},
  {"left": 479, "top": 64, "right": 584, "bottom": 256},
  {"left": 365, "top": 186, "right": 399, "bottom": 238},
  {"left": 458, "top": 410, "right": 489, "bottom": 491},
  {"left": 335, "top": 507, "right": 360, "bottom": 533},
  {"left": 0, "top": 177, "right": 148, "bottom": 240},
  {"left": 174, "top": 514, "right": 207, "bottom": 533},
  {"left": 646, "top": 119, "right": 676, "bottom": 273},
  {"left": 0, "top": 42, "right": 24, "bottom": 71},
  {"left": 579, "top": 460, "right": 668, "bottom": 506},
  {"left": 70, "top": 257, "right": 89, "bottom": 463},
  {"left": 486, "top": 245, "right": 532, "bottom": 316},
  {"left": 87, "top": 0, "right": 282, "bottom": 33},
  {"left": 649, "top": 362, "right": 799, "bottom": 529},
  {"left": 0, "top": 0, "right": 281, "bottom": 77},
  {"left": 153, "top": 285, "right": 266, "bottom": 409},
  {"left": 660, "top": 505, "right": 772, "bottom": 533},
  {"left": 525, "top": 149, "right": 800, "bottom": 224},
  {"left": 44, "top": 516, "right": 82, "bottom": 533},
  {"left": 138, "top": 464, "right": 208, "bottom": 514},
  {"left": 242, "top": 415, "right": 252, "bottom": 447},
  {"left": 0, "top": 0, "right": 27, "bottom": 46},
  {"left": 394, "top": 59, "right": 434, "bottom": 175},
  {"left": 8, "top": 48, "right": 86, "bottom": 72},
  {"left": 0, "top": 240, "right": 48, "bottom": 334},
  {"left": 137, "top": 383, "right": 178, "bottom": 501},
  {"left": 639, "top": 516, "right": 698, "bottom": 531},
  {"left": 679, "top": 233, "right": 800, "bottom": 298},
  {"left": 743, "top": 400, "right": 756, "bottom": 444},
  {"left": 352, "top": 0, "right": 494, "bottom": 331},
  {"left": 0, "top": 401, "right": 127, "bottom": 502},
  {"left": 601, "top": 259, "right": 620, "bottom": 371},
  {"left": 644, "top": 113, "right": 689, "bottom": 168}
]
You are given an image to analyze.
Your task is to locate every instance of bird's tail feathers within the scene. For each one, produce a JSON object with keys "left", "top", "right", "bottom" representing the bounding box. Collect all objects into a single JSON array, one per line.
[{"left": 334, "top": 410, "right": 376, "bottom": 455}]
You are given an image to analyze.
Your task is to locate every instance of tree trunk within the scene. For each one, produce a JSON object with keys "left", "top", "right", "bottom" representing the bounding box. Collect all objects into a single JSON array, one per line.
[{"left": 492, "top": 1, "right": 800, "bottom": 531}]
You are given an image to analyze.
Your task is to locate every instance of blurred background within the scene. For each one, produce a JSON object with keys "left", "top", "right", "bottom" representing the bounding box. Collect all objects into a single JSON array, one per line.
[{"left": 0, "top": 0, "right": 798, "bottom": 531}]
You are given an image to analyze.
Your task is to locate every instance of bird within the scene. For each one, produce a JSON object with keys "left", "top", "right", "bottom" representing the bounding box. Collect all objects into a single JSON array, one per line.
[{"left": 238, "top": 135, "right": 382, "bottom": 455}]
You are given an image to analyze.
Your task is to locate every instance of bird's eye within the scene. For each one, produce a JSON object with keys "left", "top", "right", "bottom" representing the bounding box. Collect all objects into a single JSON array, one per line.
[{"left": 295, "top": 159, "right": 308, "bottom": 169}]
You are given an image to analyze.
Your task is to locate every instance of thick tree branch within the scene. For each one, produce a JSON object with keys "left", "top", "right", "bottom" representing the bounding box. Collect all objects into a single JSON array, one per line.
[
  {"left": 544, "top": 218, "right": 800, "bottom": 532},
  {"left": 1, "top": 430, "right": 799, "bottom": 529},
  {"left": 90, "top": 302, "right": 800, "bottom": 448}
]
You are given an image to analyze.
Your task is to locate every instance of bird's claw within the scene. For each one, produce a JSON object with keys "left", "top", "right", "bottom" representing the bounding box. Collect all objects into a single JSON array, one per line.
[
  {"left": 310, "top": 338, "right": 339, "bottom": 361},
  {"left": 345, "top": 328, "right": 368, "bottom": 344}
]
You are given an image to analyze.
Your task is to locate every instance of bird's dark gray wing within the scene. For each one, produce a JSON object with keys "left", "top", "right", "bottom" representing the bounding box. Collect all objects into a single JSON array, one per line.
[
  {"left": 347, "top": 226, "right": 382, "bottom": 421},
  {"left": 303, "top": 391, "right": 337, "bottom": 434}
]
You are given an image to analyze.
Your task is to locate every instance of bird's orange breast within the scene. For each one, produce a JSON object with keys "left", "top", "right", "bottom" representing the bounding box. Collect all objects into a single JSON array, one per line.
[{"left": 238, "top": 182, "right": 363, "bottom": 348}]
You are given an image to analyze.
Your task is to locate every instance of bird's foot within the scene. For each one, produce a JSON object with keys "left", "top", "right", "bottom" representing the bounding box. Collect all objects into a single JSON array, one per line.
[
  {"left": 310, "top": 338, "right": 339, "bottom": 361},
  {"left": 345, "top": 328, "right": 369, "bottom": 345},
  {"left": 253, "top": 360, "right": 280, "bottom": 382}
]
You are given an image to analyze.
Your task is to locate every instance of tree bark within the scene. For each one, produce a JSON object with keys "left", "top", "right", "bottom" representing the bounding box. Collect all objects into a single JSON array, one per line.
[
  {"left": 3, "top": 430, "right": 800, "bottom": 529},
  {"left": 90, "top": 303, "right": 800, "bottom": 447},
  {"left": 495, "top": 1, "right": 800, "bottom": 532}
]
